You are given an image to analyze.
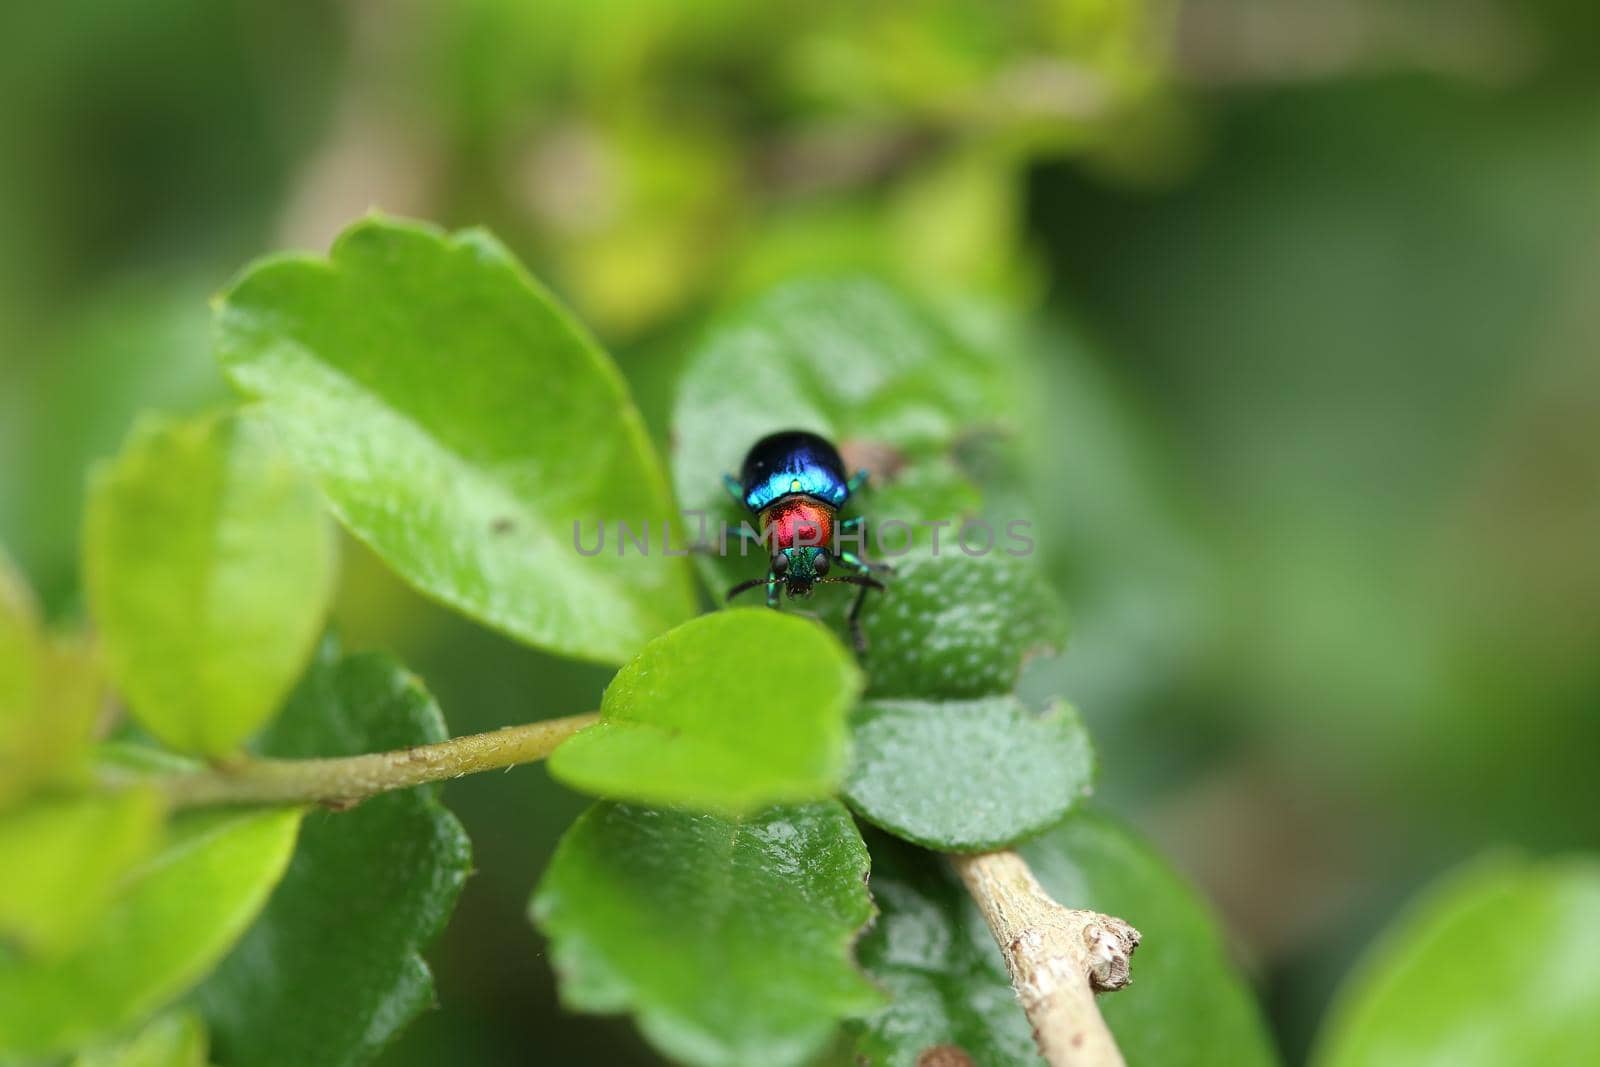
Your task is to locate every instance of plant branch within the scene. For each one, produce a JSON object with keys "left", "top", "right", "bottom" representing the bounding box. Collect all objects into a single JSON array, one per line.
[
  {"left": 951, "top": 849, "right": 1141, "bottom": 1067},
  {"left": 149, "top": 712, "right": 599, "bottom": 809}
]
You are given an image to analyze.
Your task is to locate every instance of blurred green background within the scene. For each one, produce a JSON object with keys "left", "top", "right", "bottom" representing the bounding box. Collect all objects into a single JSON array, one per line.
[{"left": 2, "top": 1, "right": 1596, "bottom": 1063}]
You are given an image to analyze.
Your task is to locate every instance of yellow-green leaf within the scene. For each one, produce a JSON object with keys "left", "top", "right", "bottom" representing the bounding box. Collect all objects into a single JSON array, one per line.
[
  {"left": 0, "top": 789, "right": 165, "bottom": 957},
  {"left": 70, "top": 1011, "right": 208, "bottom": 1067},
  {"left": 0, "top": 547, "right": 35, "bottom": 725},
  {"left": 85, "top": 409, "right": 335, "bottom": 755},
  {"left": 0, "top": 807, "right": 301, "bottom": 1057},
  {"left": 1313, "top": 856, "right": 1600, "bottom": 1067},
  {"left": 0, "top": 552, "right": 102, "bottom": 806}
]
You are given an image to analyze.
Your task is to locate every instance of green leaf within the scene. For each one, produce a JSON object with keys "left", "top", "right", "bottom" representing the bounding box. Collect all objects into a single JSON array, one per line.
[
  {"left": 1025, "top": 813, "right": 1278, "bottom": 1067},
  {"left": 858, "top": 553, "right": 1065, "bottom": 700},
  {"left": 844, "top": 696, "right": 1093, "bottom": 852},
  {"left": 549, "top": 610, "right": 862, "bottom": 814},
  {"left": 671, "top": 278, "right": 1021, "bottom": 602},
  {"left": 1312, "top": 857, "right": 1600, "bottom": 1067},
  {"left": 532, "top": 800, "right": 883, "bottom": 1067},
  {"left": 0, "top": 547, "right": 34, "bottom": 724},
  {"left": 0, "top": 807, "right": 301, "bottom": 1058},
  {"left": 71, "top": 1011, "right": 208, "bottom": 1067},
  {"left": 0, "top": 789, "right": 165, "bottom": 957},
  {"left": 851, "top": 831, "right": 1040, "bottom": 1067},
  {"left": 854, "top": 811, "right": 1277, "bottom": 1067},
  {"left": 85, "top": 409, "right": 335, "bottom": 755},
  {"left": 0, "top": 552, "right": 102, "bottom": 806},
  {"left": 215, "top": 214, "right": 696, "bottom": 665},
  {"left": 1, "top": 637, "right": 105, "bottom": 810},
  {"left": 194, "top": 646, "right": 472, "bottom": 1067}
]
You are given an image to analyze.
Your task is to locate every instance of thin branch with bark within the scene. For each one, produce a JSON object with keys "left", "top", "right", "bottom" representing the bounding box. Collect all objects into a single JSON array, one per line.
[
  {"left": 951, "top": 849, "right": 1141, "bottom": 1067},
  {"left": 128, "top": 712, "right": 600, "bottom": 809}
]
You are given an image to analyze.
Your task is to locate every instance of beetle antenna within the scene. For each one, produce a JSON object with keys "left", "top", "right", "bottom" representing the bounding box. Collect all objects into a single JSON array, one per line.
[
  {"left": 818, "top": 575, "right": 885, "bottom": 592},
  {"left": 725, "top": 576, "right": 771, "bottom": 602}
]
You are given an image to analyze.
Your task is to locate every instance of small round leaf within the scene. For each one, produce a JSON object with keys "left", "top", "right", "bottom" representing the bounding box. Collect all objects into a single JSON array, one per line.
[
  {"left": 859, "top": 553, "right": 1065, "bottom": 699},
  {"left": 533, "top": 800, "right": 883, "bottom": 1067},
  {"left": 844, "top": 695, "right": 1093, "bottom": 852}
]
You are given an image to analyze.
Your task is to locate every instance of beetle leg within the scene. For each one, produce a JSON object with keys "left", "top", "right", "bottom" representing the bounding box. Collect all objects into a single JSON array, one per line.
[
  {"left": 845, "top": 576, "right": 882, "bottom": 653},
  {"left": 767, "top": 573, "right": 781, "bottom": 608},
  {"left": 839, "top": 549, "right": 893, "bottom": 576},
  {"left": 722, "top": 473, "right": 746, "bottom": 505},
  {"left": 845, "top": 469, "right": 870, "bottom": 495},
  {"left": 837, "top": 519, "right": 895, "bottom": 575}
]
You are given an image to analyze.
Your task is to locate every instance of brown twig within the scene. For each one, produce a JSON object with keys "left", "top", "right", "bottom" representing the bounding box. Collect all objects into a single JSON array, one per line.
[
  {"left": 951, "top": 849, "right": 1141, "bottom": 1067},
  {"left": 144, "top": 712, "right": 599, "bottom": 809}
]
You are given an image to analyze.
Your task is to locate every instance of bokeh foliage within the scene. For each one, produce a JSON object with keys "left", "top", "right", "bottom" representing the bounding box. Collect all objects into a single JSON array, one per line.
[{"left": 1, "top": 0, "right": 1597, "bottom": 1064}]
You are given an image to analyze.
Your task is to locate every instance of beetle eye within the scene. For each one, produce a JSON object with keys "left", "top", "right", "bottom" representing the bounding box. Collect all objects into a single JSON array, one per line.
[
  {"left": 771, "top": 551, "right": 789, "bottom": 575},
  {"left": 813, "top": 551, "right": 830, "bottom": 576}
]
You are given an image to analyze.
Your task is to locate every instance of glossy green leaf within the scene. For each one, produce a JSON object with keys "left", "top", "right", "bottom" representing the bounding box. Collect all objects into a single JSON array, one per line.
[
  {"left": 549, "top": 610, "right": 862, "bottom": 814},
  {"left": 859, "top": 553, "right": 1065, "bottom": 700},
  {"left": 851, "top": 831, "right": 1040, "bottom": 1067},
  {"left": 71, "top": 1011, "right": 208, "bottom": 1067},
  {"left": 1312, "top": 857, "right": 1600, "bottom": 1067},
  {"left": 532, "top": 800, "right": 883, "bottom": 1067},
  {"left": 215, "top": 215, "right": 696, "bottom": 665},
  {"left": 0, "top": 789, "right": 165, "bottom": 957},
  {"left": 0, "top": 807, "right": 301, "bottom": 1057},
  {"left": 671, "top": 278, "right": 1022, "bottom": 601},
  {"left": 195, "top": 646, "right": 472, "bottom": 1067},
  {"left": 84, "top": 410, "right": 335, "bottom": 755},
  {"left": 854, "top": 811, "right": 1277, "bottom": 1067},
  {"left": 844, "top": 696, "right": 1093, "bottom": 852}
]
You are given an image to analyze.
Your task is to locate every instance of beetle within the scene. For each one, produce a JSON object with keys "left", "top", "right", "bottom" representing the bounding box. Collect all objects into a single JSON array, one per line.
[{"left": 721, "top": 429, "right": 887, "bottom": 651}]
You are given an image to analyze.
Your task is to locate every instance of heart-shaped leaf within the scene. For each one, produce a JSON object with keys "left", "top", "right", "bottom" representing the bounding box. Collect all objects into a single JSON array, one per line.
[
  {"left": 85, "top": 410, "right": 335, "bottom": 755},
  {"left": 844, "top": 695, "right": 1093, "bottom": 852},
  {"left": 0, "top": 807, "right": 301, "bottom": 1058},
  {"left": 549, "top": 610, "right": 862, "bottom": 814},
  {"left": 533, "top": 800, "right": 883, "bottom": 1067},
  {"left": 194, "top": 645, "right": 471, "bottom": 1067},
  {"left": 215, "top": 215, "right": 696, "bottom": 665},
  {"left": 1311, "top": 857, "right": 1600, "bottom": 1067}
]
